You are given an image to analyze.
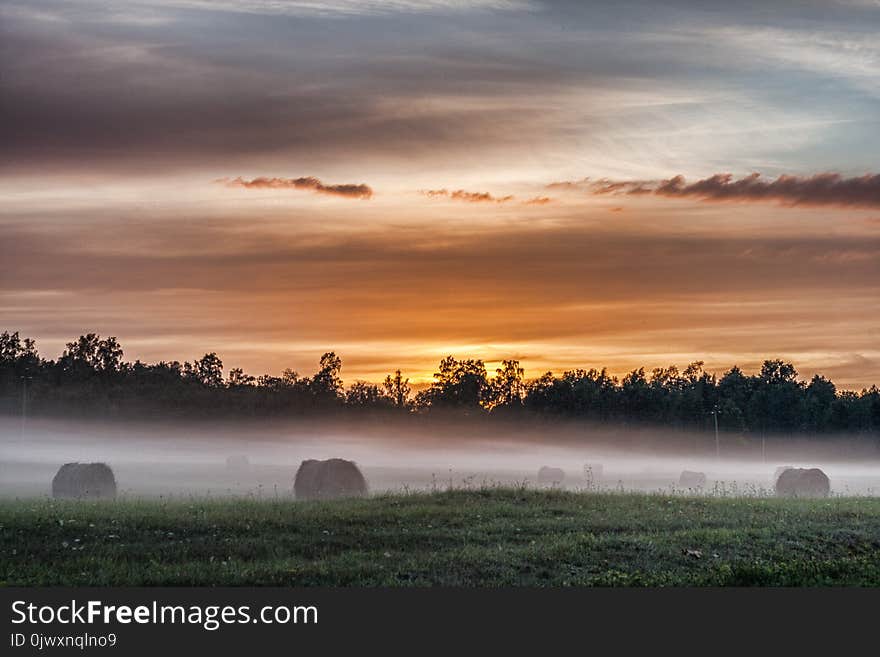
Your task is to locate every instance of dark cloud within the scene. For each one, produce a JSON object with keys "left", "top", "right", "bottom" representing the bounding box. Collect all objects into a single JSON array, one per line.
[
  {"left": 653, "top": 173, "right": 880, "bottom": 207},
  {"left": 422, "top": 190, "right": 556, "bottom": 205},
  {"left": 553, "top": 173, "right": 880, "bottom": 208},
  {"left": 422, "top": 189, "right": 515, "bottom": 203},
  {"left": 591, "top": 179, "right": 654, "bottom": 195},
  {"left": 0, "top": 6, "right": 560, "bottom": 175},
  {"left": 4, "top": 0, "right": 880, "bottom": 179},
  {"left": 547, "top": 177, "right": 652, "bottom": 195},
  {"left": 546, "top": 178, "right": 590, "bottom": 190},
  {"left": 220, "top": 176, "right": 373, "bottom": 199}
]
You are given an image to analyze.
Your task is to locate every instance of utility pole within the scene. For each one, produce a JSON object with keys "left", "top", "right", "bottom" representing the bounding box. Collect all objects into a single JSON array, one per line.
[
  {"left": 20, "top": 374, "right": 31, "bottom": 440},
  {"left": 710, "top": 404, "right": 721, "bottom": 460},
  {"left": 761, "top": 424, "right": 768, "bottom": 465}
]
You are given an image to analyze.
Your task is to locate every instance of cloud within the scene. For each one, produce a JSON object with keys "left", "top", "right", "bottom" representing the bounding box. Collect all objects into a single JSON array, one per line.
[
  {"left": 0, "top": 11, "right": 557, "bottom": 177},
  {"left": 6, "top": 212, "right": 879, "bottom": 305},
  {"left": 129, "top": 1, "right": 534, "bottom": 19},
  {"left": 4, "top": 213, "right": 880, "bottom": 388},
  {"left": 552, "top": 173, "right": 880, "bottom": 208},
  {"left": 547, "top": 177, "right": 652, "bottom": 195},
  {"left": 421, "top": 189, "right": 515, "bottom": 203},
  {"left": 421, "top": 189, "right": 553, "bottom": 205},
  {"left": 546, "top": 178, "right": 589, "bottom": 190},
  {"left": 651, "top": 173, "right": 880, "bottom": 207},
  {"left": 220, "top": 176, "right": 373, "bottom": 199},
  {"left": 591, "top": 179, "right": 654, "bottom": 196},
  {"left": 5, "top": 0, "right": 880, "bottom": 182}
]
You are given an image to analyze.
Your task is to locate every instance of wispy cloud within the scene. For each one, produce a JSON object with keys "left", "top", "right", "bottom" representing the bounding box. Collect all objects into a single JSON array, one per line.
[
  {"left": 552, "top": 173, "right": 880, "bottom": 208},
  {"left": 126, "top": 1, "right": 533, "bottom": 18},
  {"left": 421, "top": 189, "right": 556, "bottom": 205},
  {"left": 706, "top": 25, "right": 880, "bottom": 98},
  {"left": 219, "top": 176, "right": 373, "bottom": 199},
  {"left": 421, "top": 189, "right": 515, "bottom": 203}
]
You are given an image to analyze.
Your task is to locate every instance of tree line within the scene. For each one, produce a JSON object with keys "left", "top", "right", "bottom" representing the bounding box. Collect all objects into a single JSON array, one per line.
[{"left": 1, "top": 331, "right": 879, "bottom": 436}]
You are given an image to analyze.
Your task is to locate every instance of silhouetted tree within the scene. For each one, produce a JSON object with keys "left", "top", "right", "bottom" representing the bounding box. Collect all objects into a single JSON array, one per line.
[
  {"left": 525, "top": 367, "right": 618, "bottom": 419},
  {"left": 804, "top": 375, "right": 836, "bottom": 432},
  {"left": 621, "top": 368, "right": 655, "bottom": 422},
  {"left": 187, "top": 352, "right": 224, "bottom": 387},
  {"left": 310, "top": 352, "right": 343, "bottom": 401},
  {"left": 1, "top": 329, "right": 878, "bottom": 434},
  {"left": 0, "top": 331, "right": 40, "bottom": 371},
  {"left": 748, "top": 359, "right": 803, "bottom": 433},
  {"left": 227, "top": 368, "right": 256, "bottom": 388},
  {"left": 383, "top": 369, "right": 411, "bottom": 408},
  {"left": 59, "top": 334, "right": 124, "bottom": 377},
  {"left": 346, "top": 381, "right": 392, "bottom": 407},
  {"left": 416, "top": 356, "right": 488, "bottom": 411},
  {"left": 488, "top": 360, "right": 525, "bottom": 410}
]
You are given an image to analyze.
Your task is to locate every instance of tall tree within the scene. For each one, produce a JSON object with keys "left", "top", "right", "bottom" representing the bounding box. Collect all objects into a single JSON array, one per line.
[
  {"left": 188, "top": 352, "right": 224, "bottom": 387},
  {"left": 227, "top": 367, "right": 256, "bottom": 388},
  {"left": 59, "top": 334, "right": 124, "bottom": 375},
  {"left": 749, "top": 360, "right": 803, "bottom": 433},
  {"left": 488, "top": 360, "right": 526, "bottom": 410},
  {"left": 346, "top": 381, "right": 391, "bottom": 407},
  {"left": 383, "top": 369, "right": 411, "bottom": 408},
  {"left": 417, "top": 356, "right": 488, "bottom": 411},
  {"left": 804, "top": 375, "right": 836, "bottom": 432},
  {"left": 310, "top": 352, "right": 343, "bottom": 400}
]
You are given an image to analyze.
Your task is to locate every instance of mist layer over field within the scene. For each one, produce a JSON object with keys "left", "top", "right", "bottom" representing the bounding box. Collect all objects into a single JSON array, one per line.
[{"left": 1, "top": 417, "right": 878, "bottom": 498}]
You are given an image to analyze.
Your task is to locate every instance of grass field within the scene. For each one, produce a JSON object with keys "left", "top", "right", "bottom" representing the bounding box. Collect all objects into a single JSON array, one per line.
[{"left": 2, "top": 488, "right": 880, "bottom": 586}]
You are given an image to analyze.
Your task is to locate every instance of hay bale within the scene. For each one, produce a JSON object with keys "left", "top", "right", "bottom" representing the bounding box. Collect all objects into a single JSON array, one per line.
[
  {"left": 537, "top": 466, "right": 565, "bottom": 485},
  {"left": 773, "top": 466, "right": 793, "bottom": 482},
  {"left": 775, "top": 468, "right": 830, "bottom": 498},
  {"left": 294, "top": 458, "right": 368, "bottom": 500},
  {"left": 52, "top": 463, "right": 117, "bottom": 500},
  {"left": 678, "top": 470, "right": 706, "bottom": 489},
  {"left": 583, "top": 463, "right": 604, "bottom": 483}
]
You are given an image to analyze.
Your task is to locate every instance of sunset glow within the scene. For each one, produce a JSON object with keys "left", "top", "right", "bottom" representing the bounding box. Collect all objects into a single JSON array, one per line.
[{"left": 2, "top": 0, "right": 879, "bottom": 389}]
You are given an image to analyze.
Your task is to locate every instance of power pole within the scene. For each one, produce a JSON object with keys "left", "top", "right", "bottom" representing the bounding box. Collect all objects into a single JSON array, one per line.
[
  {"left": 711, "top": 404, "right": 721, "bottom": 460},
  {"left": 761, "top": 426, "right": 766, "bottom": 465},
  {"left": 20, "top": 374, "right": 30, "bottom": 440}
]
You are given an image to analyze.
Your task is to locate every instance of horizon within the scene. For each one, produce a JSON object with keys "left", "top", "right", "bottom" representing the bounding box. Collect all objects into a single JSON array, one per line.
[
  {"left": 4, "top": 328, "right": 879, "bottom": 394},
  {"left": 2, "top": 1, "right": 879, "bottom": 389}
]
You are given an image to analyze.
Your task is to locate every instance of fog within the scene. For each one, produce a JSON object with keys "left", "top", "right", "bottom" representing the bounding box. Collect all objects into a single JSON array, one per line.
[{"left": 1, "top": 417, "right": 878, "bottom": 499}]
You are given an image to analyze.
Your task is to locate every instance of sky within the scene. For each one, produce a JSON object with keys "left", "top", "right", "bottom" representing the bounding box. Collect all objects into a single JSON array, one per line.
[{"left": 1, "top": 0, "right": 879, "bottom": 389}]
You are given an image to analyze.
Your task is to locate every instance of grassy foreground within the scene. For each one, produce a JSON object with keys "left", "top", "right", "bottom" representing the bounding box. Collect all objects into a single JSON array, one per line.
[{"left": 2, "top": 488, "right": 880, "bottom": 586}]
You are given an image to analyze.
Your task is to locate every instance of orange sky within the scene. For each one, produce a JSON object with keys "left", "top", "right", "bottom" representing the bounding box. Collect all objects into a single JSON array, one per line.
[
  {"left": 3, "top": 179, "right": 878, "bottom": 388},
  {"left": 2, "top": 1, "right": 879, "bottom": 389}
]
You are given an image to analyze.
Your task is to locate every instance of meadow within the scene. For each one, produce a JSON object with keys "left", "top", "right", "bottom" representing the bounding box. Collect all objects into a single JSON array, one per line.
[{"left": 2, "top": 488, "right": 880, "bottom": 586}]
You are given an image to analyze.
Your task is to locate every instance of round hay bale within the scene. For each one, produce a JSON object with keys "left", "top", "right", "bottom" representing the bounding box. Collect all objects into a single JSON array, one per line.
[
  {"left": 52, "top": 463, "right": 117, "bottom": 500},
  {"left": 773, "top": 466, "right": 794, "bottom": 483},
  {"left": 775, "top": 468, "right": 830, "bottom": 498},
  {"left": 678, "top": 470, "right": 706, "bottom": 489},
  {"left": 537, "top": 466, "right": 565, "bottom": 485},
  {"left": 294, "top": 458, "right": 368, "bottom": 500}
]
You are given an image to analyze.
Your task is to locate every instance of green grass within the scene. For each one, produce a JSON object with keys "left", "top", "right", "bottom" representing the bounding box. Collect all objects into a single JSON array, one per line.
[{"left": 2, "top": 488, "right": 880, "bottom": 586}]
